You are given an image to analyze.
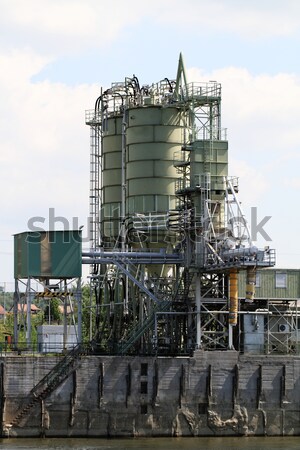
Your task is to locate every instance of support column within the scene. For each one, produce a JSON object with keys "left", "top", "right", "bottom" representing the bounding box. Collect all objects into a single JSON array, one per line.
[
  {"left": 63, "top": 280, "right": 68, "bottom": 351},
  {"left": 76, "top": 277, "right": 82, "bottom": 344},
  {"left": 13, "top": 279, "right": 19, "bottom": 349},
  {"left": 26, "top": 277, "right": 32, "bottom": 348}
]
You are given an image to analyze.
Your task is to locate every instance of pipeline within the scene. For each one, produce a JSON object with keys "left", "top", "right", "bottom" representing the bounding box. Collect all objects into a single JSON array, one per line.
[
  {"left": 82, "top": 250, "right": 177, "bottom": 258},
  {"left": 245, "top": 267, "right": 256, "bottom": 302},
  {"left": 228, "top": 269, "right": 238, "bottom": 326},
  {"left": 222, "top": 246, "right": 258, "bottom": 261}
]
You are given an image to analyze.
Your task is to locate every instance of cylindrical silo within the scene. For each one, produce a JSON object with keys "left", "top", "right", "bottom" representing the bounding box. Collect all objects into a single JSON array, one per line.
[
  {"left": 101, "top": 116, "right": 123, "bottom": 248},
  {"left": 126, "top": 105, "right": 185, "bottom": 249}
]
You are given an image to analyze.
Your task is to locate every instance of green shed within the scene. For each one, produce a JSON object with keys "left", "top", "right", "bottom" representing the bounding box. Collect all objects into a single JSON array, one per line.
[{"left": 14, "top": 230, "right": 82, "bottom": 279}]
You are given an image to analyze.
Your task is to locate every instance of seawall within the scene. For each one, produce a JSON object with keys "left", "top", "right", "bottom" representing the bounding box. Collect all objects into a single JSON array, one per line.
[{"left": 1, "top": 351, "right": 300, "bottom": 437}]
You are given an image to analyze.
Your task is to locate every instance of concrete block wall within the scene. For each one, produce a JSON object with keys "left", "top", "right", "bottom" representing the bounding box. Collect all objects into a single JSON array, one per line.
[{"left": 1, "top": 352, "right": 300, "bottom": 437}]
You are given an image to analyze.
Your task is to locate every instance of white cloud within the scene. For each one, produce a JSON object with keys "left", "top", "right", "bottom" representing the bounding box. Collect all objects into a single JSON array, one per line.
[
  {"left": 0, "top": 49, "right": 51, "bottom": 85},
  {"left": 0, "top": 0, "right": 147, "bottom": 54},
  {"left": 187, "top": 66, "right": 300, "bottom": 158},
  {"left": 0, "top": 49, "right": 96, "bottom": 237},
  {"left": 154, "top": 0, "right": 300, "bottom": 39},
  {"left": 2, "top": 0, "right": 95, "bottom": 36},
  {"left": 229, "top": 159, "right": 269, "bottom": 204},
  {"left": 284, "top": 177, "right": 300, "bottom": 189},
  {"left": 1, "top": 0, "right": 300, "bottom": 59}
]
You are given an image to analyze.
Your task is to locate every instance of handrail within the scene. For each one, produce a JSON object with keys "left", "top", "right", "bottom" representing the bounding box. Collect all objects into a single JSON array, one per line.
[{"left": 9, "top": 343, "right": 90, "bottom": 427}]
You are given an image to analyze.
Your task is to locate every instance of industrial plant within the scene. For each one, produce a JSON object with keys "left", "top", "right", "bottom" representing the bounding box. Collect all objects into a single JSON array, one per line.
[
  {"left": 1, "top": 55, "right": 300, "bottom": 438},
  {"left": 83, "top": 53, "right": 278, "bottom": 356}
]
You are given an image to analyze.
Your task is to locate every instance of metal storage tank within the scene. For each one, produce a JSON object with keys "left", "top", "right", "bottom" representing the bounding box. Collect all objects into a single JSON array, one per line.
[
  {"left": 14, "top": 230, "right": 82, "bottom": 279},
  {"left": 190, "top": 140, "right": 228, "bottom": 193},
  {"left": 101, "top": 116, "right": 123, "bottom": 246},
  {"left": 190, "top": 139, "right": 228, "bottom": 234},
  {"left": 126, "top": 104, "right": 185, "bottom": 247}
]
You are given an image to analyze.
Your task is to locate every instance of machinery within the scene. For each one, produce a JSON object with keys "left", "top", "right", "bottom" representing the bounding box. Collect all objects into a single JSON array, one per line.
[{"left": 84, "top": 54, "right": 275, "bottom": 355}]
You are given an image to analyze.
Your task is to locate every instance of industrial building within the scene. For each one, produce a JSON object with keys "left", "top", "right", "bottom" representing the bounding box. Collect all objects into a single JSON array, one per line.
[{"left": 83, "top": 52, "right": 276, "bottom": 355}]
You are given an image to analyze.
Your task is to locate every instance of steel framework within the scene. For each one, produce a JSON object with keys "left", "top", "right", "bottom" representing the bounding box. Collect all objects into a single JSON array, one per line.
[{"left": 84, "top": 54, "right": 276, "bottom": 356}]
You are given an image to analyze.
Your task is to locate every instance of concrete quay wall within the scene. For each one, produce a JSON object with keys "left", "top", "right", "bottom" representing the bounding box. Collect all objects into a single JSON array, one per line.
[{"left": 1, "top": 351, "right": 300, "bottom": 437}]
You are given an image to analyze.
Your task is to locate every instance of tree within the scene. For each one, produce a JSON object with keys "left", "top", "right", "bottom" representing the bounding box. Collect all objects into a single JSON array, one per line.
[
  {"left": 44, "top": 298, "right": 61, "bottom": 324},
  {"left": 81, "top": 284, "right": 95, "bottom": 343}
]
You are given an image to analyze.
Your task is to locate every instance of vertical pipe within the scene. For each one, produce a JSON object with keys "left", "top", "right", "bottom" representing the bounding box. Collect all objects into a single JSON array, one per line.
[
  {"left": 122, "top": 107, "right": 129, "bottom": 317},
  {"left": 121, "top": 109, "right": 127, "bottom": 251},
  {"left": 89, "top": 281, "right": 94, "bottom": 341},
  {"left": 196, "top": 273, "right": 201, "bottom": 348}
]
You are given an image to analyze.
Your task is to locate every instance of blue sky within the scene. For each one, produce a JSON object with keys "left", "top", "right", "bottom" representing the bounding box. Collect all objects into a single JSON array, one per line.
[{"left": 1, "top": 0, "right": 300, "bottom": 286}]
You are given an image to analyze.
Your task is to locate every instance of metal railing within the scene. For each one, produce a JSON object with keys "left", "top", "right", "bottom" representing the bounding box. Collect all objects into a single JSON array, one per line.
[
  {"left": 0, "top": 341, "right": 90, "bottom": 357},
  {"left": 185, "top": 81, "right": 221, "bottom": 99}
]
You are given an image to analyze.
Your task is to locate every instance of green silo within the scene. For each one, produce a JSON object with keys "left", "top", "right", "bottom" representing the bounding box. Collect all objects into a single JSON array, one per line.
[
  {"left": 101, "top": 116, "right": 123, "bottom": 246},
  {"left": 126, "top": 105, "right": 185, "bottom": 248},
  {"left": 190, "top": 139, "right": 228, "bottom": 233}
]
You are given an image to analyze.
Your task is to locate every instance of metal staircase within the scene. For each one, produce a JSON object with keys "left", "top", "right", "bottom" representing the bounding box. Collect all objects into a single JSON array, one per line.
[
  {"left": 9, "top": 344, "right": 88, "bottom": 428},
  {"left": 117, "top": 300, "right": 172, "bottom": 355},
  {"left": 173, "top": 268, "right": 194, "bottom": 303},
  {"left": 117, "top": 269, "right": 194, "bottom": 355}
]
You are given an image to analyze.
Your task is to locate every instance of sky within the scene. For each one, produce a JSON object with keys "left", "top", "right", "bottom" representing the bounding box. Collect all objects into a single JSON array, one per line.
[{"left": 1, "top": 0, "right": 300, "bottom": 287}]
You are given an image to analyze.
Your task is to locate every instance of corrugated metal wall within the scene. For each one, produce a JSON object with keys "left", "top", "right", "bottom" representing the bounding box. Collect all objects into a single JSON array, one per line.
[{"left": 238, "top": 268, "right": 300, "bottom": 299}]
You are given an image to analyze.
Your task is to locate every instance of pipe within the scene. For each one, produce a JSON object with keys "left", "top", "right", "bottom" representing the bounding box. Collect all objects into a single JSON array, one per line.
[
  {"left": 121, "top": 106, "right": 126, "bottom": 251},
  {"left": 246, "top": 267, "right": 256, "bottom": 302},
  {"left": 228, "top": 269, "right": 238, "bottom": 327},
  {"left": 222, "top": 246, "right": 258, "bottom": 260},
  {"left": 82, "top": 258, "right": 182, "bottom": 265},
  {"left": 82, "top": 250, "right": 182, "bottom": 260}
]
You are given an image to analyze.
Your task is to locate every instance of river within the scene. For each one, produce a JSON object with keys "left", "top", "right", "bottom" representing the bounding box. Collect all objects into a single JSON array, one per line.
[{"left": 0, "top": 437, "right": 299, "bottom": 450}]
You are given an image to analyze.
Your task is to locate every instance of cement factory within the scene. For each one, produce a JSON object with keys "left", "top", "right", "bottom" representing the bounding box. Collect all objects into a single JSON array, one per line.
[
  {"left": 2, "top": 55, "right": 300, "bottom": 437},
  {"left": 83, "top": 52, "right": 275, "bottom": 355}
]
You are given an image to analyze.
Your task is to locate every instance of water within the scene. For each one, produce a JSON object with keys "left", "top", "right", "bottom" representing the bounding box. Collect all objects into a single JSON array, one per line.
[{"left": 0, "top": 437, "right": 299, "bottom": 450}]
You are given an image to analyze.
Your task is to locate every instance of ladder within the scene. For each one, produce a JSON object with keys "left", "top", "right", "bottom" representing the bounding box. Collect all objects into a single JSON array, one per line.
[{"left": 9, "top": 344, "right": 88, "bottom": 428}]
